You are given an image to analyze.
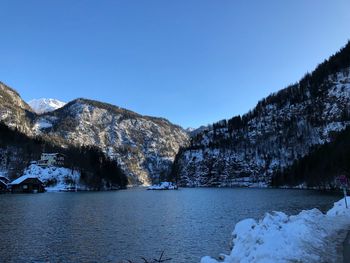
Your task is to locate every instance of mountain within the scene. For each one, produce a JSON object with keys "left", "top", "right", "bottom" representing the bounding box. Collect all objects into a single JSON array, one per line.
[
  {"left": 0, "top": 86, "right": 189, "bottom": 185},
  {"left": 0, "top": 82, "right": 34, "bottom": 134},
  {"left": 0, "top": 122, "right": 127, "bottom": 189},
  {"left": 187, "top": 125, "right": 209, "bottom": 137},
  {"left": 28, "top": 98, "right": 66, "bottom": 114},
  {"left": 35, "top": 99, "right": 189, "bottom": 185},
  {"left": 173, "top": 41, "right": 350, "bottom": 187},
  {"left": 3, "top": 42, "right": 350, "bottom": 188}
]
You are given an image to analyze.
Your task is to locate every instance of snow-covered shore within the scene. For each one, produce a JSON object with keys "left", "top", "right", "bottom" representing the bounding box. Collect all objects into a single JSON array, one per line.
[
  {"left": 147, "top": 181, "right": 177, "bottom": 190},
  {"left": 202, "top": 197, "right": 350, "bottom": 263},
  {"left": 23, "top": 164, "right": 80, "bottom": 191}
]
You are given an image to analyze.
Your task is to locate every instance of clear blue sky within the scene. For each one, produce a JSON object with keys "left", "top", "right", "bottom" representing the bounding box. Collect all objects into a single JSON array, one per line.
[{"left": 0, "top": 0, "right": 349, "bottom": 128}]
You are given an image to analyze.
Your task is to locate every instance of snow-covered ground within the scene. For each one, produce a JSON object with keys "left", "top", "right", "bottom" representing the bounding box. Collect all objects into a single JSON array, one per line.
[
  {"left": 147, "top": 181, "right": 177, "bottom": 190},
  {"left": 22, "top": 164, "right": 80, "bottom": 191},
  {"left": 202, "top": 197, "right": 350, "bottom": 263}
]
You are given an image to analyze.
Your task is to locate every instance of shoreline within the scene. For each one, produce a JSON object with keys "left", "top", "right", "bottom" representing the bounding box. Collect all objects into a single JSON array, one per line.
[
  {"left": 201, "top": 197, "right": 350, "bottom": 263},
  {"left": 344, "top": 230, "right": 350, "bottom": 262}
]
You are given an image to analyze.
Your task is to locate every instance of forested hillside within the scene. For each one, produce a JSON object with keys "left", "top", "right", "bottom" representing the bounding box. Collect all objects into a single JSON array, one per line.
[
  {"left": 0, "top": 122, "right": 127, "bottom": 189},
  {"left": 174, "top": 41, "right": 350, "bottom": 187},
  {"left": 272, "top": 126, "right": 350, "bottom": 188}
]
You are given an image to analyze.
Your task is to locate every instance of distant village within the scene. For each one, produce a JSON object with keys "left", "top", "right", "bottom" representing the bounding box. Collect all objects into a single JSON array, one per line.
[{"left": 0, "top": 153, "right": 65, "bottom": 193}]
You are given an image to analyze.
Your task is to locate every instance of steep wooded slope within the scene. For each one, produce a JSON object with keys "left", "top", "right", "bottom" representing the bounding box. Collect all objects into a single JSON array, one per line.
[{"left": 174, "top": 42, "right": 350, "bottom": 187}]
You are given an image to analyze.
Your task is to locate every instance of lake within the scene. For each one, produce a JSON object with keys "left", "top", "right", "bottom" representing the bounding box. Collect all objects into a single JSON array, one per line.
[{"left": 0, "top": 188, "right": 341, "bottom": 262}]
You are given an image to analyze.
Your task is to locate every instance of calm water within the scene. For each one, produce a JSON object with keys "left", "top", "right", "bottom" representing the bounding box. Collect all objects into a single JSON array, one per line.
[{"left": 0, "top": 188, "right": 341, "bottom": 263}]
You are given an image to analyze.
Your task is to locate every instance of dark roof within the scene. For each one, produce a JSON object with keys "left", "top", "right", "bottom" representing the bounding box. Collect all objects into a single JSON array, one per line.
[
  {"left": 9, "top": 175, "right": 43, "bottom": 185},
  {"left": 0, "top": 176, "right": 9, "bottom": 183},
  {"left": 0, "top": 180, "right": 7, "bottom": 187}
]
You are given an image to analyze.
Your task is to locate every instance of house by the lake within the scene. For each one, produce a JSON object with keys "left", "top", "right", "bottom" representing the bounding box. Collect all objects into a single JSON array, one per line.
[
  {"left": 0, "top": 175, "right": 9, "bottom": 192},
  {"left": 37, "top": 153, "right": 65, "bottom": 167},
  {"left": 8, "top": 175, "right": 45, "bottom": 193}
]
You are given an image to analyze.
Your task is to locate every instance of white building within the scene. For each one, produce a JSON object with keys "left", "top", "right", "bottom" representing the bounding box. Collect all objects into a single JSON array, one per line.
[{"left": 37, "top": 153, "right": 65, "bottom": 167}]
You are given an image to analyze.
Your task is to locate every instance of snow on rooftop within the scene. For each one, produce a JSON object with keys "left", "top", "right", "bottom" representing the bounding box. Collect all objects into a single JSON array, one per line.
[
  {"left": 0, "top": 174, "right": 9, "bottom": 180},
  {"left": 201, "top": 197, "right": 350, "bottom": 263},
  {"left": 9, "top": 164, "right": 80, "bottom": 191},
  {"left": 9, "top": 174, "right": 41, "bottom": 185}
]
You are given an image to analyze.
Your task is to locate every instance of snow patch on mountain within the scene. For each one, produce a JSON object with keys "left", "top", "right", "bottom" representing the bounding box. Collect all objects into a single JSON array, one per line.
[
  {"left": 33, "top": 116, "right": 59, "bottom": 134},
  {"left": 28, "top": 98, "right": 66, "bottom": 114}
]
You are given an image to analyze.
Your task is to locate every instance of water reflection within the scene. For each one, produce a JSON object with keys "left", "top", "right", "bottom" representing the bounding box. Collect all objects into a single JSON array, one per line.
[{"left": 0, "top": 188, "right": 341, "bottom": 262}]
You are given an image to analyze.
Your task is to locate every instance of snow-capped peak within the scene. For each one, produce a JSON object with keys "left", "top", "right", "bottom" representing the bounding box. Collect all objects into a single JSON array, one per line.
[{"left": 28, "top": 98, "right": 66, "bottom": 114}]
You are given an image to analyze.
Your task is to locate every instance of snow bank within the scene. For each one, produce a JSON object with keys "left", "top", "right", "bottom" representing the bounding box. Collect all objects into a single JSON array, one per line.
[
  {"left": 23, "top": 164, "right": 80, "bottom": 192},
  {"left": 202, "top": 197, "right": 350, "bottom": 263},
  {"left": 147, "top": 181, "right": 177, "bottom": 190}
]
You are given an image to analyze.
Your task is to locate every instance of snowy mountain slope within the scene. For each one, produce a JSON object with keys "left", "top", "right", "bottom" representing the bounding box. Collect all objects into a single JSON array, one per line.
[
  {"left": 0, "top": 85, "right": 189, "bottom": 185},
  {"left": 0, "top": 82, "right": 34, "bottom": 134},
  {"left": 37, "top": 98, "right": 189, "bottom": 185},
  {"left": 174, "top": 41, "right": 350, "bottom": 187},
  {"left": 28, "top": 98, "right": 66, "bottom": 114},
  {"left": 186, "top": 125, "right": 209, "bottom": 137}
]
